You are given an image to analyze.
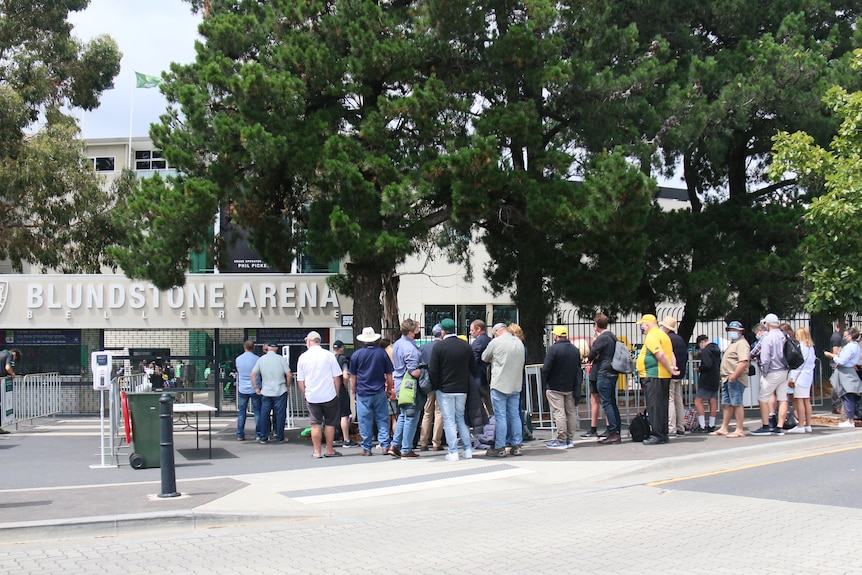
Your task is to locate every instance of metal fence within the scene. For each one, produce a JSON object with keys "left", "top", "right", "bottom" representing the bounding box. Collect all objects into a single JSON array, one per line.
[{"left": 4, "top": 373, "right": 63, "bottom": 428}]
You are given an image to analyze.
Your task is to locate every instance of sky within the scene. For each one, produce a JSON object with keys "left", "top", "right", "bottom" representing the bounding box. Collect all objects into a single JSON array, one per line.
[{"left": 68, "top": 0, "right": 202, "bottom": 139}]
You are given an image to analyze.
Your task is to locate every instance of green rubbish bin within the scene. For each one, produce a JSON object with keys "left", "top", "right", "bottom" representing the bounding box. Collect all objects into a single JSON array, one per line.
[{"left": 126, "top": 392, "right": 174, "bottom": 469}]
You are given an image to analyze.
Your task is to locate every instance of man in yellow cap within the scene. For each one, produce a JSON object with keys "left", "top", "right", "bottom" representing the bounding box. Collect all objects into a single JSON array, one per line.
[
  {"left": 542, "top": 326, "right": 582, "bottom": 449},
  {"left": 636, "top": 314, "right": 679, "bottom": 445}
]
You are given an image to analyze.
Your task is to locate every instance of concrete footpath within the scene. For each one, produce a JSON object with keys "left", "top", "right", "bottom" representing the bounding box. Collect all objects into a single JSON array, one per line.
[{"left": 1, "top": 409, "right": 861, "bottom": 542}]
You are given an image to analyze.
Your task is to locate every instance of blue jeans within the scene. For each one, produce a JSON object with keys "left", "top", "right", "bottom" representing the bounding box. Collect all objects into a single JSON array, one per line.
[
  {"left": 237, "top": 392, "right": 262, "bottom": 439},
  {"left": 393, "top": 405, "right": 420, "bottom": 453},
  {"left": 260, "top": 392, "right": 287, "bottom": 441},
  {"left": 597, "top": 374, "right": 621, "bottom": 434},
  {"left": 491, "top": 389, "right": 522, "bottom": 449},
  {"left": 356, "top": 391, "right": 391, "bottom": 452},
  {"left": 437, "top": 391, "right": 472, "bottom": 455}
]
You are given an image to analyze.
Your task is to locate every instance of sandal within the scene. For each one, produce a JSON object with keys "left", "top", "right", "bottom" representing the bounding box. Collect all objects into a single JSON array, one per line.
[{"left": 324, "top": 451, "right": 342, "bottom": 457}]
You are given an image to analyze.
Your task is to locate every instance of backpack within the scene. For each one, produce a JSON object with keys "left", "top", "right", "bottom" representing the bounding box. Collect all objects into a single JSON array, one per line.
[
  {"left": 417, "top": 363, "right": 433, "bottom": 394},
  {"left": 612, "top": 340, "right": 635, "bottom": 374},
  {"left": 629, "top": 411, "right": 651, "bottom": 442},
  {"left": 783, "top": 335, "right": 804, "bottom": 370}
]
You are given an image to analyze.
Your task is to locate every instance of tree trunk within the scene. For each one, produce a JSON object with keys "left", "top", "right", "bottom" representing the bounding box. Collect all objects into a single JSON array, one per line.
[
  {"left": 350, "top": 262, "right": 384, "bottom": 340},
  {"left": 381, "top": 271, "right": 401, "bottom": 340}
]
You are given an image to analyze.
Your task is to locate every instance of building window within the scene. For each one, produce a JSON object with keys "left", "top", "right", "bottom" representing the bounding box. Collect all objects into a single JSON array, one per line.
[
  {"left": 135, "top": 150, "right": 168, "bottom": 171},
  {"left": 424, "top": 305, "right": 456, "bottom": 335},
  {"left": 89, "top": 157, "right": 115, "bottom": 172},
  {"left": 459, "top": 306, "right": 488, "bottom": 333},
  {"left": 493, "top": 305, "right": 518, "bottom": 326}
]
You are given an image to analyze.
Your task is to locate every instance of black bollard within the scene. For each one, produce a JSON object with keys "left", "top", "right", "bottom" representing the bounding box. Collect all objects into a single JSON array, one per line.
[{"left": 158, "top": 392, "right": 180, "bottom": 498}]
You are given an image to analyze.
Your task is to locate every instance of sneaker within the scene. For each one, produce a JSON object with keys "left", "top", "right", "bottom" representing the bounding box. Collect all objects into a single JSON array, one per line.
[
  {"left": 564, "top": 441, "right": 574, "bottom": 449},
  {"left": 342, "top": 439, "right": 359, "bottom": 448},
  {"left": 706, "top": 426, "right": 717, "bottom": 433},
  {"left": 237, "top": 436, "right": 245, "bottom": 441},
  {"left": 750, "top": 426, "right": 773, "bottom": 436},
  {"left": 546, "top": 439, "right": 568, "bottom": 450},
  {"left": 787, "top": 426, "right": 806, "bottom": 434},
  {"left": 445, "top": 453, "right": 459, "bottom": 461},
  {"left": 486, "top": 447, "right": 507, "bottom": 457},
  {"left": 580, "top": 431, "right": 599, "bottom": 440},
  {"left": 838, "top": 420, "right": 856, "bottom": 428},
  {"left": 805, "top": 426, "right": 813, "bottom": 433},
  {"left": 510, "top": 445, "right": 523, "bottom": 456},
  {"left": 597, "top": 430, "right": 609, "bottom": 439},
  {"left": 463, "top": 449, "right": 473, "bottom": 459},
  {"left": 770, "top": 427, "right": 785, "bottom": 436},
  {"left": 676, "top": 429, "right": 685, "bottom": 436}
]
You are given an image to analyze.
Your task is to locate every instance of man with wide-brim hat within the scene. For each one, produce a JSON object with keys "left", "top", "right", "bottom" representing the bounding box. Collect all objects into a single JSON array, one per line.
[
  {"left": 660, "top": 316, "right": 689, "bottom": 437},
  {"left": 347, "top": 327, "right": 393, "bottom": 455},
  {"left": 711, "top": 321, "right": 750, "bottom": 437},
  {"left": 636, "top": 313, "right": 680, "bottom": 445}
]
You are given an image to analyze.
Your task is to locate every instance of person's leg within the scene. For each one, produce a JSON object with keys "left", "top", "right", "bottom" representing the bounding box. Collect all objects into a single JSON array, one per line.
[
  {"left": 310, "top": 423, "right": 323, "bottom": 456},
  {"left": 563, "top": 392, "right": 578, "bottom": 443},
  {"left": 356, "top": 395, "right": 373, "bottom": 451},
  {"left": 392, "top": 410, "right": 405, "bottom": 455},
  {"left": 375, "top": 393, "right": 392, "bottom": 450},
  {"left": 453, "top": 393, "right": 473, "bottom": 455},
  {"left": 597, "top": 375, "right": 620, "bottom": 435},
  {"left": 668, "top": 379, "right": 683, "bottom": 433},
  {"left": 709, "top": 397, "right": 718, "bottom": 429},
  {"left": 237, "top": 392, "right": 249, "bottom": 439},
  {"left": 401, "top": 407, "right": 420, "bottom": 454},
  {"left": 694, "top": 396, "right": 706, "bottom": 430},
  {"left": 546, "top": 389, "right": 567, "bottom": 443},
  {"left": 419, "top": 392, "right": 436, "bottom": 449},
  {"left": 506, "top": 391, "right": 522, "bottom": 446},
  {"left": 644, "top": 378, "right": 670, "bottom": 441},
  {"left": 433, "top": 400, "right": 444, "bottom": 448},
  {"left": 437, "top": 391, "right": 458, "bottom": 456},
  {"left": 713, "top": 383, "right": 732, "bottom": 435},
  {"left": 273, "top": 392, "right": 287, "bottom": 441},
  {"left": 260, "top": 396, "right": 273, "bottom": 442},
  {"left": 590, "top": 392, "right": 600, "bottom": 429},
  {"left": 804, "top": 397, "right": 813, "bottom": 430},
  {"left": 251, "top": 393, "right": 262, "bottom": 440},
  {"left": 490, "top": 388, "right": 508, "bottom": 450},
  {"left": 728, "top": 382, "right": 747, "bottom": 437}
]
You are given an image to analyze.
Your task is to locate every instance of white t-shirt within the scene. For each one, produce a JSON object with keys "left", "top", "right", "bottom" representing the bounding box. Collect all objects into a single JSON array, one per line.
[{"left": 296, "top": 345, "right": 342, "bottom": 404}]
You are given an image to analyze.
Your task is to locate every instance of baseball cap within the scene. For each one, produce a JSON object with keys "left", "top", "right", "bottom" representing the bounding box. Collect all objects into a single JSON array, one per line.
[
  {"left": 266, "top": 341, "right": 278, "bottom": 347},
  {"left": 636, "top": 314, "right": 657, "bottom": 325},
  {"left": 305, "top": 330, "right": 322, "bottom": 342},
  {"left": 761, "top": 313, "right": 780, "bottom": 327},
  {"left": 440, "top": 318, "right": 456, "bottom": 332},
  {"left": 332, "top": 340, "right": 344, "bottom": 349},
  {"left": 726, "top": 321, "right": 744, "bottom": 331},
  {"left": 431, "top": 324, "right": 442, "bottom": 336},
  {"left": 552, "top": 325, "right": 568, "bottom": 337}
]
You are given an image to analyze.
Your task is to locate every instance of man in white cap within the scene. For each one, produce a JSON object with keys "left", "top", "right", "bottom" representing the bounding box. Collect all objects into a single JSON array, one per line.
[
  {"left": 348, "top": 327, "right": 395, "bottom": 455},
  {"left": 660, "top": 316, "right": 688, "bottom": 437},
  {"left": 751, "top": 313, "right": 788, "bottom": 436},
  {"left": 296, "top": 331, "right": 344, "bottom": 458}
]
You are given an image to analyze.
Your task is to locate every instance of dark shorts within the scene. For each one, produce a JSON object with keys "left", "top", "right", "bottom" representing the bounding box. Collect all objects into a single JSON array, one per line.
[
  {"left": 308, "top": 397, "right": 340, "bottom": 427},
  {"left": 339, "top": 385, "right": 351, "bottom": 418},
  {"left": 588, "top": 379, "right": 598, "bottom": 395},
  {"left": 695, "top": 387, "right": 718, "bottom": 400}
]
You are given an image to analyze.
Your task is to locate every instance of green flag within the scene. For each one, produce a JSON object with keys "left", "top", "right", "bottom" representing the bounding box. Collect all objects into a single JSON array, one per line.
[{"left": 135, "top": 72, "right": 162, "bottom": 89}]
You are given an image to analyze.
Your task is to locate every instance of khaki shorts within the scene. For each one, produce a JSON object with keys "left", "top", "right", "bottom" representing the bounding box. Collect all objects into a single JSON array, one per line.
[{"left": 759, "top": 370, "right": 789, "bottom": 403}]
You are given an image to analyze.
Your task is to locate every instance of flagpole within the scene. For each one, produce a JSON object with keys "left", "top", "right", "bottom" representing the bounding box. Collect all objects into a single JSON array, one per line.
[{"left": 128, "top": 77, "right": 135, "bottom": 169}]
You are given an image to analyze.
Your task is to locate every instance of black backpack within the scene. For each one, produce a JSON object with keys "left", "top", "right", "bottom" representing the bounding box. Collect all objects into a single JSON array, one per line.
[
  {"left": 629, "top": 411, "right": 651, "bottom": 442},
  {"left": 783, "top": 335, "right": 804, "bottom": 370}
]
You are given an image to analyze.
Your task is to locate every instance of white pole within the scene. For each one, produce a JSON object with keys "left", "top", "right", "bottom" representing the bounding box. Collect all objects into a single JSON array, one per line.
[{"left": 127, "top": 81, "right": 135, "bottom": 169}]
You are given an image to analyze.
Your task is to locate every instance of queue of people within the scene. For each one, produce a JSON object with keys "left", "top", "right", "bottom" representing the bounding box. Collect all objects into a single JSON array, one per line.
[{"left": 232, "top": 313, "right": 858, "bottom": 458}]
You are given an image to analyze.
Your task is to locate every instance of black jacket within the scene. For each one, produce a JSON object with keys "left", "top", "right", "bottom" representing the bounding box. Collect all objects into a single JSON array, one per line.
[
  {"left": 542, "top": 340, "right": 583, "bottom": 393},
  {"left": 430, "top": 336, "right": 475, "bottom": 394},
  {"left": 668, "top": 331, "right": 688, "bottom": 378},
  {"left": 588, "top": 330, "right": 617, "bottom": 378},
  {"left": 697, "top": 343, "right": 721, "bottom": 391}
]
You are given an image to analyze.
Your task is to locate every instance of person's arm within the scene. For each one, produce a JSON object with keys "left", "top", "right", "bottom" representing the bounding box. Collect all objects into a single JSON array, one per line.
[
  {"left": 349, "top": 374, "right": 357, "bottom": 396},
  {"left": 385, "top": 372, "right": 394, "bottom": 397},
  {"left": 297, "top": 379, "right": 306, "bottom": 397},
  {"left": 729, "top": 359, "right": 749, "bottom": 382},
  {"left": 652, "top": 348, "right": 679, "bottom": 375}
]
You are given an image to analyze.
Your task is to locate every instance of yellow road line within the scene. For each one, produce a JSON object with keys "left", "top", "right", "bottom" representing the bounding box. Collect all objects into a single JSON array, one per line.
[{"left": 647, "top": 444, "right": 862, "bottom": 487}]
